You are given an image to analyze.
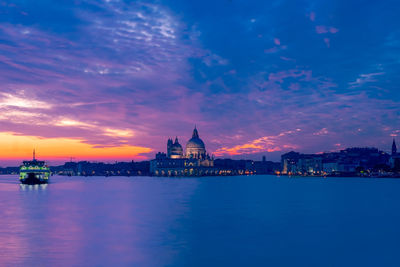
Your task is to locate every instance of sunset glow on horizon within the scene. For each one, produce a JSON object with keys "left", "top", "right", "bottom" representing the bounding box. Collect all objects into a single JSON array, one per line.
[{"left": 0, "top": 132, "right": 151, "bottom": 165}]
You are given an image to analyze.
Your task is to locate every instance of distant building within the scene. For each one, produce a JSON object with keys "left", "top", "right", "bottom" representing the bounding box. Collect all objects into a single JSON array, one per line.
[
  {"left": 167, "top": 137, "right": 184, "bottom": 159},
  {"left": 245, "top": 156, "right": 281, "bottom": 175},
  {"left": 185, "top": 127, "right": 207, "bottom": 159},
  {"left": 150, "top": 127, "right": 284, "bottom": 176},
  {"left": 281, "top": 151, "right": 301, "bottom": 174},
  {"left": 150, "top": 127, "right": 217, "bottom": 176},
  {"left": 390, "top": 139, "right": 400, "bottom": 171},
  {"left": 281, "top": 147, "right": 390, "bottom": 176},
  {"left": 322, "top": 161, "right": 339, "bottom": 174},
  {"left": 51, "top": 161, "right": 150, "bottom": 176},
  {"left": 393, "top": 138, "right": 397, "bottom": 155},
  {"left": 298, "top": 155, "right": 323, "bottom": 174}
]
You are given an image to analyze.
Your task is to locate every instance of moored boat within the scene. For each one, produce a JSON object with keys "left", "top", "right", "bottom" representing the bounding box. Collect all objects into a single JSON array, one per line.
[{"left": 19, "top": 150, "right": 50, "bottom": 184}]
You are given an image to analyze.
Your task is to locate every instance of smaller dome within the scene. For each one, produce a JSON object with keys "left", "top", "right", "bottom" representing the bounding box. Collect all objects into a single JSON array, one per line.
[
  {"left": 170, "top": 143, "right": 183, "bottom": 154},
  {"left": 169, "top": 137, "right": 183, "bottom": 158}
]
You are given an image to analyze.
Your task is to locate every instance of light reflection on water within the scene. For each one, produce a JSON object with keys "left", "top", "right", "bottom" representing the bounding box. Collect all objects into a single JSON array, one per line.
[
  {"left": 1, "top": 175, "right": 400, "bottom": 266},
  {"left": 19, "top": 184, "right": 48, "bottom": 191},
  {"left": 0, "top": 175, "right": 199, "bottom": 266}
]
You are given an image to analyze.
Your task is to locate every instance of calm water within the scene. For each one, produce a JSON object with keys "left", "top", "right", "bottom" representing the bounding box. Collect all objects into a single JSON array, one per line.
[{"left": 0, "top": 175, "right": 400, "bottom": 267}]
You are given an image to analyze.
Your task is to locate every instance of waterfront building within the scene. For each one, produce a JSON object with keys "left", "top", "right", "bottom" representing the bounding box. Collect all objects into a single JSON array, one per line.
[
  {"left": 281, "top": 147, "right": 390, "bottom": 176},
  {"left": 390, "top": 139, "right": 400, "bottom": 170},
  {"left": 51, "top": 161, "right": 150, "bottom": 176},
  {"left": 297, "top": 155, "right": 323, "bottom": 175},
  {"left": 150, "top": 127, "right": 217, "bottom": 176},
  {"left": 167, "top": 137, "right": 183, "bottom": 159},
  {"left": 322, "top": 161, "right": 339, "bottom": 174},
  {"left": 281, "top": 151, "right": 301, "bottom": 174},
  {"left": 245, "top": 157, "right": 281, "bottom": 175},
  {"left": 185, "top": 127, "right": 207, "bottom": 159},
  {"left": 281, "top": 152, "right": 323, "bottom": 175}
]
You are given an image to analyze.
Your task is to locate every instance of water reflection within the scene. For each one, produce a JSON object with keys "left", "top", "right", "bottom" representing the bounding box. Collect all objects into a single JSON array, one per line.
[
  {"left": 1, "top": 175, "right": 400, "bottom": 266},
  {"left": 19, "top": 183, "right": 48, "bottom": 191},
  {"left": 0, "top": 175, "right": 200, "bottom": 266}
]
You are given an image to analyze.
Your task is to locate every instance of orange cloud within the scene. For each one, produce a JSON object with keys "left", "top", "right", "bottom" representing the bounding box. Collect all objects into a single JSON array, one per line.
[
  {"left": 214, "top": 130, "right": 300, "bottom": 156},
  {"left": 0, "top": 132, "right": 151, "bottom": 160}
]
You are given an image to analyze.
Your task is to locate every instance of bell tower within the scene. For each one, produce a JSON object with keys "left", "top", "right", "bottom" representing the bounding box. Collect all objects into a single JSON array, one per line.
[
  {"left": 167, "top": 138, "right": 173, "bottom": 158},
  {"left": 392, "top": 138, "right": 397, "bottom": 155}
]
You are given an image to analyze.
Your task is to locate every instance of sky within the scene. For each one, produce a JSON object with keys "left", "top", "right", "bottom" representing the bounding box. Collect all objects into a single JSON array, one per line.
[{"left": 0, "top": 0, "right": 400, "bottom": 165}]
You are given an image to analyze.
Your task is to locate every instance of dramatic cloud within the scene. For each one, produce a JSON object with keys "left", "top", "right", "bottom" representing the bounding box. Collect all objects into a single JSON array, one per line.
[
  {"left": 0, "top": 0, "right": 399, "bottom": 164},
  {"left": 214, "top": 130, "right": 301, "bottom": 156}
]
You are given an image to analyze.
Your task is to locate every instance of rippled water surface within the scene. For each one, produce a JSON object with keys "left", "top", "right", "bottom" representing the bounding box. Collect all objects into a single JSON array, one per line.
[{"left": 1, "top": 175, "right": 400, "bottom": 267}]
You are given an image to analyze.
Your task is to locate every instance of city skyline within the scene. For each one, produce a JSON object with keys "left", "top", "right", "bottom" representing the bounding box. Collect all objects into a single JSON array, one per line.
[
  {"left": 1, "top": 1, "right": 400, "bottom": 164},
  {"left": 0, "top": 134, "right": 397, "bottom": 167}
]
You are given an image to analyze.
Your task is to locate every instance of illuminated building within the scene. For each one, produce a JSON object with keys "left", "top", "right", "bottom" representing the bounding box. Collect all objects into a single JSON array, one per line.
[
  {"left": 390, "top": 138, "right": 400, "bottom": 170},
  {"left": 150, "top": 127, "right": 216, "bottom": 176},
  {"left": 185, "top": 127, "right": 207, "bottom": 159},
  {"left": 167, "top": 137, "right": 183, "bottom": 159},
  {"left": 282, "top": 147, "right": 391, "bottom": 176}
]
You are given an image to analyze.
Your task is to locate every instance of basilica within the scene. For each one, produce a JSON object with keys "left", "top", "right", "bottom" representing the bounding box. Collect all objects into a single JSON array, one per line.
[
  {"left": 166, "top": 127, "right": 208, "bottom": 159},
  {"left": 150, "top": 127, "right": 217, "bottom": 176}
]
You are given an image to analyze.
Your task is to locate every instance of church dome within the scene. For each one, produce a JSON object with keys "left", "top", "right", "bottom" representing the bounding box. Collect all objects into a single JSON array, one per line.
[
  {"left": 169, "top": 137, "right": 183, "bottom": 158},
  {"left": 186, "top": 137, "right": 205, "bottom": 149},
  {"left": 185, "top": 127, "right": 206, "bottom": 159},
  {"left": 170, "top": 143, "right": 183, "bottom": 154}
]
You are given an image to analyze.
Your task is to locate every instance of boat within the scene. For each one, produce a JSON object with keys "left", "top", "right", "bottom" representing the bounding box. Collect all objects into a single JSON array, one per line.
[{"left": 19, "top": 150, "right": 50, "bottom": 184}]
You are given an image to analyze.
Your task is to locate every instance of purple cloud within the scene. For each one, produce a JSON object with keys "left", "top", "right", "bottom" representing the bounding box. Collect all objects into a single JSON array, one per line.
[
  {"left": 316, "top": 25, "right": 339, "bottom": 34},
  {"left": 0, "top": 0, "right": 399, "bottom": 163}
]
